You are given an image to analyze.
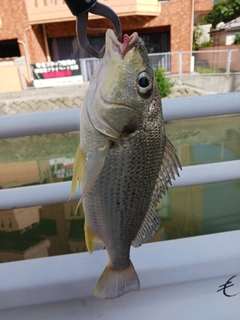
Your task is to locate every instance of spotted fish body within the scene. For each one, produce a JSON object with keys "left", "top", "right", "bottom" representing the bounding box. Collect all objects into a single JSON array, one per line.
[{"left": 71, "top": 29, "right": 181, "bottom": 299}]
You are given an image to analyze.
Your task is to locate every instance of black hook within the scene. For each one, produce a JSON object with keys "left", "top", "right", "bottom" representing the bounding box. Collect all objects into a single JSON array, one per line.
[{"left": 65, "top": 0, "right": 122, "bottom": 58}]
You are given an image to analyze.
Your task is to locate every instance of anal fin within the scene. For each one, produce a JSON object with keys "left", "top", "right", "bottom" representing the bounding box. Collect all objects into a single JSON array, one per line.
[
  {"left": 84, "top": 224, "right": 105, "bottom": 253},
  {"left": 132, "top": 205, "right": 160, "bottom": 248}
]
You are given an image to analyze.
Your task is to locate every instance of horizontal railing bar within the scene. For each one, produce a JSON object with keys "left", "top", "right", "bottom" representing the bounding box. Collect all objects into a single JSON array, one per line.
[
  {"left": 0, "top": 160, "right": 239, "bottom": 210},
  {"left": 0, "top": 109, "right": 80, "bottom": 139},
  {"left": 163, "top": 92, "right": 240, "bottom": 121},
  {"left": 148, "top": 49, "right": 240, "bottom": 56},
  {"left": 0, "top": 93, "right": 239, "bottom": 139}
]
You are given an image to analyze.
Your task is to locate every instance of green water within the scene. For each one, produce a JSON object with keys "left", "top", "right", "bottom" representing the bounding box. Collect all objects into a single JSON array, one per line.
[{"left": 0, "top": 114, "right": 239, "bottom": 263}]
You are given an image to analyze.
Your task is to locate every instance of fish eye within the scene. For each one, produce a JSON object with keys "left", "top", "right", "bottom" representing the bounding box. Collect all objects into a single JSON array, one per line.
[
  {"left": 137, "top": 71, "right": 153, "bottom": 95},
  {"left": 139, "top": 76, "right": 149, "bottom": 88}
]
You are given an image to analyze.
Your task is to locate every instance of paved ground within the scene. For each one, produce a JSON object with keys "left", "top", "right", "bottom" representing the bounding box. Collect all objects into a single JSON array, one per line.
[{"left": 0, "top": 82, "right": 214, "bottom": 116}]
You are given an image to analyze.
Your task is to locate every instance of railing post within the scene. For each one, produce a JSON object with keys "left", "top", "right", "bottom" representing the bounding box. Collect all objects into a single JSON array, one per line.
[
  {"left": 226, "top": 50, "right": 232, "bottom": 76},
  {"left": 178, "top": 52, "right": 182, "bottom": 80},
  {"left": 17, "top": 66, "right": 25, "bottom": 90},
  {"left": 80, "top": 58, "right": 88, "bottom": 83}
]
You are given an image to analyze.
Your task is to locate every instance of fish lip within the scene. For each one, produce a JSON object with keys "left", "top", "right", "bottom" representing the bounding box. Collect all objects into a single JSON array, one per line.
[{"left": 106, "top": 29, "right": 139, "bottom": 58}]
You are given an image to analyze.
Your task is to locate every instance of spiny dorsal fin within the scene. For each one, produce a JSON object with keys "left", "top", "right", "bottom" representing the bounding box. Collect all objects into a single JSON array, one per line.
[{"left": 152, "top": 137, "right": 181, "bottom": 206}]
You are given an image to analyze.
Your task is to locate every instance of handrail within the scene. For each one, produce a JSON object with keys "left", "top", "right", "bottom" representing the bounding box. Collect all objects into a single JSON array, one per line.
[
  {"left": 0, "top": 160, "right": 239, "bottom": 210},
  {"left": 0, "top": 92, "right": 240, "bottom": 138}
]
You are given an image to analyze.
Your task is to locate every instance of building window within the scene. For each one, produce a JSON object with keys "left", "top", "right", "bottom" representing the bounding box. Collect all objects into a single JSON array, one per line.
[
  {"left": 48, "top": 34, "right": 105, "bottom": 60},
  {"left": 0, "top": 39, "right": 20, "bottom": 58}
]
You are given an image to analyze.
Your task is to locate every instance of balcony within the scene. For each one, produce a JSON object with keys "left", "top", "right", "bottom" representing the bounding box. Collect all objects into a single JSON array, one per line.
[
  {"left": 194, "top": 0, "right": 212, "bottom": 24},
  {"left": 24, "top": 0, "right": 161, "bottom": 24}
]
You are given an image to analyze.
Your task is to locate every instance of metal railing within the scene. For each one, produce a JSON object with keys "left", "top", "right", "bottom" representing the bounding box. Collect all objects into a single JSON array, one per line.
[
  {"left": 1, "top": 49, "right": 239, "bottom": 92},
  {"left": 0, "top": 93, "right": 239, "bottom": 138},
  {"left": 79, "top": 49, "right": 240, "bottom": 81},
  {"left": 0, "top": 92, "right": 240, "bottom": 210},
  {"left": 59, "top": 49, "right": 240, "bottom": 81}
]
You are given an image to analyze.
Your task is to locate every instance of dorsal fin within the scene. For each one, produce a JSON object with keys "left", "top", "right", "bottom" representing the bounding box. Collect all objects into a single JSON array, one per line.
[
  {"left": 151, "top": 137, "right": 181, "bottom": 206},
  {"left": 132, "top": 137, "right": 181, "bottom": 247}
]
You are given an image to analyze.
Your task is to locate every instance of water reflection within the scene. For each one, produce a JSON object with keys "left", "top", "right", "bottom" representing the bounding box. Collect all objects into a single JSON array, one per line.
[{"left": 0, "top": 115, "right": 239, "bottom": 263}]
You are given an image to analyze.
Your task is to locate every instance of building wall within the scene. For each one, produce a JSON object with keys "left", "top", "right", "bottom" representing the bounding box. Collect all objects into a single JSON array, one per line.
[
  {"left": 198, "top": 45, "right": 240, "bottom": 72},
  {"left": 45, "top": 1, "right": 194, "bottom": 53},
  {"left": 226, "top": 32, "right": 237, "bottom": 45},
  {"left": 0, "top": 207, "right": 40, "bottom": 232},
  {"left": 0, "top": 0, "right": 212, "bottom": 72},
  {"left": 212, "top": 31, "right": 227, "bottom": 46},
  {"left": 44, "top": 0, "right": 194, "bottom": 72},
  {"left": 0, "top": 160, "right": 41, "bottom": 188},
  {"left": 0, "top": 0, "right": 46, "bottom": 63}
]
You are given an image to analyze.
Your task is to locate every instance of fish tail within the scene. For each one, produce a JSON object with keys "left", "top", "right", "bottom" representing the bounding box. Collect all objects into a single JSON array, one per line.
[{"left": 94, "top": 260, "right": 140, "bottom": 299}]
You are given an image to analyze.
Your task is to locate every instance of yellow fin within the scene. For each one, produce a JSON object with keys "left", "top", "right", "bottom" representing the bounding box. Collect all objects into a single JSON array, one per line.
[
  {"left": 77, "top": 140, "right": 111, "bottom": 206},
  {"left": 84, "top": 224, "right": 105, "bottom": 254},
  {"left": 70, "top": 145, "right": 84, "bottom": 197}
]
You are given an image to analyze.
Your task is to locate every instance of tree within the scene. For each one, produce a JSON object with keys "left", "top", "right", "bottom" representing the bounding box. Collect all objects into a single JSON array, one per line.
[
  {"left": 233, "top": 33, "right": 240, "bottom": 44},
  {"left": 202, "top": 0, "right": 240, "bottom": 28}
]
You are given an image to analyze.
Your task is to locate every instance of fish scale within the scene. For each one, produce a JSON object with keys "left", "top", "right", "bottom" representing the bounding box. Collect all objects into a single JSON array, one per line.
[{"left": 84, "top": 127, "right": 163, "bottom": 257}]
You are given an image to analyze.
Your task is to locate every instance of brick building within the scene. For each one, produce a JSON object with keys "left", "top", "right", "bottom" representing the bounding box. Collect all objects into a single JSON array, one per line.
[{"left": 0, "top": 0, "right": 212, "bottom": 89}]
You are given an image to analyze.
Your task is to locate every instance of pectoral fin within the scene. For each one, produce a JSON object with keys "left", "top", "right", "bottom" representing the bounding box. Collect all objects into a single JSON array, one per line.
[
  {"left": 76, "top": 140, "right": 111, "bottom": 210},
  {"left": 70, "top": 145, "right": 85, "bottom": 197}
]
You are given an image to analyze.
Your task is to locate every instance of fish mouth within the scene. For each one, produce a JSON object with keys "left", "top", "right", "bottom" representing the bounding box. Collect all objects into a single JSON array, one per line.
[{"left": 106, "top": 29, "right": 139, "bottom": 58}]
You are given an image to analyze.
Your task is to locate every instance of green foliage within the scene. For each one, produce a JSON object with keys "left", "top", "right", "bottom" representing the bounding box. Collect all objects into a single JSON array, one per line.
[
  {"left": 203, "top": 0, "right": 240, "bottom": 28},
  {"left": 154, "top": 68, "right": 174, "bottom": 98},
  {"left": 192, "top": 25, "right": 203, "bottom": 50},
  {"left": 195, "top": 65, "right": 224, "bottom": 74},
  {"left": 200, "top": 38, "right": 213, "bottom": 47},
  {"left": 233, "top": 33, "right": 240, "bottom": 45}
]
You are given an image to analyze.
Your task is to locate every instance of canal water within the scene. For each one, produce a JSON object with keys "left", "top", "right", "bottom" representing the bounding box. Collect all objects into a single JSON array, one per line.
[{"left": 0, "top": 113, "right": 239, "bottom": 263}]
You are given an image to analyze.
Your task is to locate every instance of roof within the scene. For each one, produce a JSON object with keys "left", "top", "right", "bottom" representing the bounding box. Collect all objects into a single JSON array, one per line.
[
  {"left": 214, "top": 17, "right": 240, "bottom": 32},
  {"left": 222, "top": 17, "right": 240, "bottom": 29}
]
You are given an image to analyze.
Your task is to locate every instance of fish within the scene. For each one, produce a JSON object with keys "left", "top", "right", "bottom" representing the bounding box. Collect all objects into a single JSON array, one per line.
[{"left": 71, "top": 29, "right": 181, "bottom": 299}]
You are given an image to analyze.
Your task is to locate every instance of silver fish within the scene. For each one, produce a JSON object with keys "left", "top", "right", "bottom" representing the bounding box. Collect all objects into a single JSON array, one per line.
[{"left": 71, "top": 29, "right": 181, "bottom": 299}]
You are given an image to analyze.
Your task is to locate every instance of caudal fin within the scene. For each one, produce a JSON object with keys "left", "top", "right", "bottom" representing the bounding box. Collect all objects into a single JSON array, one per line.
[{"left": 94, "top": 260, "right": 140, "bottom": 299}]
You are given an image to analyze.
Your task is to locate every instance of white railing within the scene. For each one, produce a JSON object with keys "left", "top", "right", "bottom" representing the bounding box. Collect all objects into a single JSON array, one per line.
[
  {"left": 0, "top": 93, "right": 240, "bottom": 138},
  {"left": 0, "top": 93, "right": 240, "bottom": 317},
  {"left": 0, "top": 92, "right": 240, "bottom": 210},
  {"left": 0, "top": 160, "right": 239, "bottom": 210},
  {"left": 79, "top": 49, "right": 240, "bottom": 81},
  {"left": 3, "top": 49, "right": 239, "bottom": 91}
]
